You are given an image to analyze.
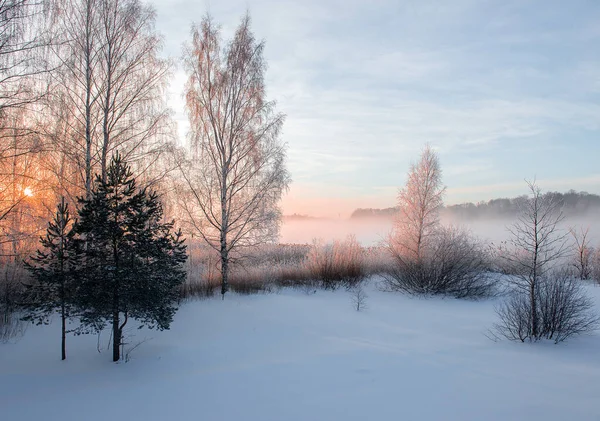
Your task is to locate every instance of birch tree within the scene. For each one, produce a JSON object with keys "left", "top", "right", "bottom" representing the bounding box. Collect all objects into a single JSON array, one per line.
[
  {"left": 0, "top": 0, "right": 55, "bottom": 114},
  {"left": 499, "top": 180, "right": 569, "bottom": 340},
  {"left": 569, "top": 226, "right": 593, "bottom": 280},
  {"left": 181, "top": 14, "right": 289, "bottom": 297},
  {"left": 0, "top": 0, "right": 55, "bottom": 229},
  {"left": 46, "top": 0, "right": 172, "bottom": 201},
  {"left": 48, "top": 0, "right": 101, "bottom": 199},
  {"left": 96, "top": 0, "right": 171, "bottom": 184},
  {"left": 391, "top": 144, "right": 445, "bottom": 261}
]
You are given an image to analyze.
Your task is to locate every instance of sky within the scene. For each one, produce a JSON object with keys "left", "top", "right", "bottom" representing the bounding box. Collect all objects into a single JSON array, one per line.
[{"left": 149, "top": 0, "right": 600, "bottom": 218}]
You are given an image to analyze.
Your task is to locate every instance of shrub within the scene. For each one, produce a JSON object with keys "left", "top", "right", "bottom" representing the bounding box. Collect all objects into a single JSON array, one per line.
[
  {"left": 589, "top": 248, "right": 600, "bottom": 284},
  {"left": 307, "top": 236, "right": 365, "bottom": 289},
  {"left": 350, "top": 283, "right": 368, "bottom": 311},
  {"left": 383, "top": 225, "right": 494, "bottom": 299},
  {"left": 362, "top": 246, "right": 395, "bottom": 276},
  {"left": 0, "top": 262, "right": 28, "bottom": 343},
  {"left": 494, "top": 271, "right": 599, "bottom": 343}
]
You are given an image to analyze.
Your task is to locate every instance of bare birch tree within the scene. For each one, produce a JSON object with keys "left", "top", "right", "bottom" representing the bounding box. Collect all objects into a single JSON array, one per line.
[
  {"left": 569, "top": 226, "right": 593, "bottom": 280},
  {"left": 96, "top": 0, "right": 172, "bottom": 184},
  {"left": 181, "top": 14, "right": 289, "bottom": 297},
  {"left": 44, "top": 0, "right": 172, "bottom": 202},
  {"left": 47, "top": 0, "right": 102, "bottom": 199},
  {"left": 0, "top": 0, "right": 55, "bottom": 114},
  {"left": 498, "top": 180, "right": 569, "bottom": 340},
  {"left": 0, "top": 0, "right": 56, "bottom": 228},
  {"left": 391, "top": 144, "right": 445, "bottom": 261}
]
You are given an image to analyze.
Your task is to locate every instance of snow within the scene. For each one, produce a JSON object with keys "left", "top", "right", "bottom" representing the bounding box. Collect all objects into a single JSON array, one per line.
[{"left": 2, "top": 279, "right": 600, "bottom": 421}]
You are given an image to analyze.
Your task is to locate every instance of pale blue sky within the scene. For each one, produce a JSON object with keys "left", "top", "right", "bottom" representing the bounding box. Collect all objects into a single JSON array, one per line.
[{"left": 150, "top": 0, "right": 600, "bottom": 217}]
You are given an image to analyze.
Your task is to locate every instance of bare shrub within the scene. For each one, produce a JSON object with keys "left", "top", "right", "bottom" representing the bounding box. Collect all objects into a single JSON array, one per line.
[
  {"left": 591, "top": 249, "right": 600, "bottom": 284},
  {"left": 0, "top": 261, "right": 28, "bottom": 342},
  {"left": 384, "top": 226, "right": 494, "bottom": 299},
  {"left": 494, "top": 272, "right": 599, "bottom": 343},
  {"left": 307, "top": 236, "right": 365, "bottom": 290},
  {"left": 363, "top": 246, "right": 395, "bottom": 276},
  {"left": 1, "top": 310, "right": 27, "bottom": 343},
  {"left": 350, "top": 283, "right": 368, "bottom": 311},
  {"left": 494, "top": 292, "right": 531, "bottom": 342}
]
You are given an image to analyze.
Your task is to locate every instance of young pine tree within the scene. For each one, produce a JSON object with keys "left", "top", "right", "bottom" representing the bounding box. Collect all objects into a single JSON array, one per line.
[
  {"left": 76, "top": 153, "right": 187, "bottom": 362},
  {"left": 24, "top": 198, "right": 83, "bottom": 360}
]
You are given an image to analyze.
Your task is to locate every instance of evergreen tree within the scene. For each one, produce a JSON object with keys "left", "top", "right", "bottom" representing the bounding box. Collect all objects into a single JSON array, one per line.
[
  {"left": 23, "top": 198, "right": 83, "bottom": 360},
  {"left": 76, "top": 153, "right": 187, "bottom": 362}
]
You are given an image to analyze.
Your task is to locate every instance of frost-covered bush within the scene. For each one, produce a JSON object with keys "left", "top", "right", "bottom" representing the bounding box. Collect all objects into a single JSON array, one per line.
[
  {"left": 383, "top": 226, "right": 494, "bottom": 299},
  {"left": 494, "top": 271, "right": 599, "bottom": 343}
]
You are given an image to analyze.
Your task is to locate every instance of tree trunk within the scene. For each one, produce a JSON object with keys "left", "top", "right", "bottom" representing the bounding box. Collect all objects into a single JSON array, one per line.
[
  {"left": 112, "top": 309, "right": 120, "bottom": 362},
  {"left": 220, "top": 166, "right": 229, "bottom": 298},
  {"left": 112, "top": 238, "right": 120, "bottom": 362},
  {"left": 530, "top": 281, "right": 538, "bottom": 340},
  {"left": 531, "top": 230, "right": 539, "bottom": 339},
  {"left": 84, "top": 0, "right": 93, "bottom": 198},
  {"left": 61, "top": 301, "right": 66, "bottom": 361},
  {"left": 101, "top": 42, "right": 112, "bottom": 184},
  {"left": 220, "top": 246, "right": 229, "bottom": 299}
]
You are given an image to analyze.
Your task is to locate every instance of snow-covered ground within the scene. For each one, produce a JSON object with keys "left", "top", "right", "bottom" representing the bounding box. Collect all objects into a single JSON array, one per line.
[{"left": 2, "top": 280, "right": 600, "bottom": 421}]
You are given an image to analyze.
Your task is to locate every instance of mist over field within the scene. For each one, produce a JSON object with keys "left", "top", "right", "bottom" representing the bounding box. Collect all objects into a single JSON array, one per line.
[
  {"left": 280, "top": 217, "right": 393, "bottom": 246},
  {"left": 280, "top": 213, "right": 600, "bottom": 247}
]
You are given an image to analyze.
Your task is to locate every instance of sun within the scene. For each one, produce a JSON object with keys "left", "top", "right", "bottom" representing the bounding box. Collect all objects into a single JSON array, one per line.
[{"left": 23, "top": 187, "right": 34, "bottom": 197}]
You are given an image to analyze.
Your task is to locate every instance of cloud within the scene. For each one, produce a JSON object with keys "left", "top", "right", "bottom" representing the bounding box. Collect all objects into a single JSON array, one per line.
[{"left": 150, "top": 0, "right": 600, "bottom": 216}]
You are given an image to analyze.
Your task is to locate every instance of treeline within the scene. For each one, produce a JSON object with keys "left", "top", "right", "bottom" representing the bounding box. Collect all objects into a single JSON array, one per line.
[{"left": 351, "top": 190, "right": 600, "bottom": 220}]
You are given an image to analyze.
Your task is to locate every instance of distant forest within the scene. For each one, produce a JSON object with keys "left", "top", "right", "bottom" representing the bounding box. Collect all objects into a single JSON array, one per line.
[{"left": 351, "top": 190, "right": 600, "bottom": 220}]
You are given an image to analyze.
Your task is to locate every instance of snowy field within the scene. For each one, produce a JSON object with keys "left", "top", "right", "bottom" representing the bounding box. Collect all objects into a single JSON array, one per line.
[{"left": 2, "top": 279, "right": 600, "bottom": 421}]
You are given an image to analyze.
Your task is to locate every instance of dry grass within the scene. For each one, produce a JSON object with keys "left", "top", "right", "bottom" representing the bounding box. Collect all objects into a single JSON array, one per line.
[
  {"left": 181, "top": 237, "right": 392, "bottom": 298},
  {"left": 306, "top": 236, "right": 364, "bottom": 289}
]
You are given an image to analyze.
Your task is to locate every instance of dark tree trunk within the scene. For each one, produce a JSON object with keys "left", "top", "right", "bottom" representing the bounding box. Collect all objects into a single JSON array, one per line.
[
  {"left": 101, "top": 43, "right": 112, "bottom": 184},
  {"left": 60, "top": 251, "right": 66, "bottom": 361},
  {"left": 112, "top": 249, "right": 120, "bottom": 362},
  {"left": 61, "top": 302, "right": 66, "bottom": 361},
  {"left": 84, "top": 0, "right": 93, "bottom": 198},
  {"left": 530, "top": 282, "right": 537, "bottom": 340},
  {"left": 112, "top": 309, "right": 120, "bottom": 362},
  {"left": 220, "top": 168, "right": 229, "bottom": 299},
  {"left": 220, "top": 251, "right": 228, "bottom": 299}
]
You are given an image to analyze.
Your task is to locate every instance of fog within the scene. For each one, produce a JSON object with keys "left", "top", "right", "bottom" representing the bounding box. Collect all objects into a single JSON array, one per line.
[
  {"left": 280, "top": 215, "right": 600, "bottom": 247},
  {"left": 280, "top": 218, "right": 393, "bottom": 246}
]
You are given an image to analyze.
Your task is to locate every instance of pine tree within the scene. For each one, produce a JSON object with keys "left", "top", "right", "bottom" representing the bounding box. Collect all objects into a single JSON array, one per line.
[
  {"left": 23, "top": 198, "right": 83, "bottom": 360},
  {"left": 76, "top": 153, "right": 187, "bottom": 362}
]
